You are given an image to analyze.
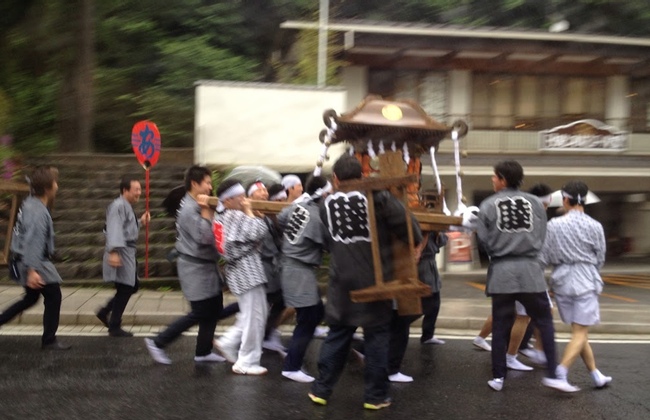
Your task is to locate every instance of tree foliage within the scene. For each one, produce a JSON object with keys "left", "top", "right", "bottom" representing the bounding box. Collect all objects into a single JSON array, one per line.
[{"left": 1, "top": 0, "right": 648, "bottom": 155}]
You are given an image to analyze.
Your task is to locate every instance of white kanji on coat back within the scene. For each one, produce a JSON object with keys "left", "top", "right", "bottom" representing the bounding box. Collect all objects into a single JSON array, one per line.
[
  {"left": 284, "top": 205, "right": 310, "bottom": 245},
  {"left": 325, "top": 191, "right": 371, "bottom": 243},
  {"left": 495, "top": 196, "right": 534, "bottom": 233}
]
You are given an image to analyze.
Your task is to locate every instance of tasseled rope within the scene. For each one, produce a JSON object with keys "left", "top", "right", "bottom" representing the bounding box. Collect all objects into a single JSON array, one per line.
[
  {"left": 429, "top": 145, "right": 450, "bottom": 215},
  {"left": 451, "top": 130, "right": 466, "bottom": 213},
  {"left": 402, "top": 143, "right": 410, "bottom": 165},
  {"left": 314, "top": 118, "right": 338, "bottom": 176}
]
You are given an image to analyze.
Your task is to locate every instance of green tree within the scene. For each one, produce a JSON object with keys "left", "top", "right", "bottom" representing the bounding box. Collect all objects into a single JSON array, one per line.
[
  {"left": 58, "top": 0, "right": 95, "bottom": 153},
  {"left": 273, "top": 28, "right": 345, "bottom": 86},
  {"left": 3, "top": 0, "right": 650, "bottom": 157},
  {"left": 93, "top": 0, "right": 262, "bottom": 151}
]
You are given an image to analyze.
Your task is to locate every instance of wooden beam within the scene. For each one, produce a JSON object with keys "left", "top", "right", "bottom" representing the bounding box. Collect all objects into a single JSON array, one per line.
[
  {"left": 348, "top": 53, "right": 629, "bottom": 76},
  {"left": 207, "top": 195, "right": 462, "bottom": 231},
  {"left": 337, "top": 174, "right": 418, "bottom": 192},
  {"left": 353, "top": 32, "right": 650, "bottom": 59}
]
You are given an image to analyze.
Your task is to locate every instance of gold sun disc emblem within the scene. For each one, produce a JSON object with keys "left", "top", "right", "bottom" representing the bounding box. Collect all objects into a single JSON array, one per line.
[{"left": 381, "top": 104, "right": 403, "bottom": 121}]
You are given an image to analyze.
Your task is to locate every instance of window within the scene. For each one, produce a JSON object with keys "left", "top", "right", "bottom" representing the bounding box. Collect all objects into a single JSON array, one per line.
[
  {"left": 630, "top": 78, "right": 650, "bottom": 132},
  {"left": 471, "top": 74, "right": 606, "bottom": 130}
]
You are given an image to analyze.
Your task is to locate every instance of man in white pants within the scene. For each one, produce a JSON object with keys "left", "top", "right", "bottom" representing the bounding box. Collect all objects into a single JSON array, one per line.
[{"left": 214, "top": 179, "right": 269, "bottom": 375}]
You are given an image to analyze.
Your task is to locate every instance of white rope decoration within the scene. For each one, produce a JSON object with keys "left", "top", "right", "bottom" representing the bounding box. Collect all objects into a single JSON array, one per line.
[
  {"left": 391, "top": 141, "right": 397, "bottom": 152},
  {"left": 314, "top": 118, "right": 338, "bottom": 176},
  {"left": 378, "top": 140, "right": 385, "bottom": 155},
  {"left": 367, "top": 140, "right": 377, "bottom": 159},
  {"left": 451, "top": 130, "right": 466, "bottom": 214},
  {"left": 402, "top": 143, "right": 410, "bottom": 165},
  {"left": 429, "top": 145, "right": 450, "bottom": 215}
]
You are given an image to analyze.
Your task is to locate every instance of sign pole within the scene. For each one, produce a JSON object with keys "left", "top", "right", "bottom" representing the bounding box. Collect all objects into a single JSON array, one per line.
[
  {"left": 131, "top": 120, "right": 161, "bottom": 280},
  {"left": 144, "top": 166, "right": 150, "bottom": 278}
]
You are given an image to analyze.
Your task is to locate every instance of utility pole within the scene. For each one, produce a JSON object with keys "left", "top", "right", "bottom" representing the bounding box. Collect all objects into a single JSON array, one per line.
[{"left": 317, "top": 0, "right": 329, "bottom": 87}]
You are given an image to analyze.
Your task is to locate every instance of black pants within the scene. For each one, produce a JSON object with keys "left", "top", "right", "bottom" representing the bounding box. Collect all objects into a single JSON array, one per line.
[
  {"left": 218, "top": 302, "right": 239, "bottom": 321},
  {"left": 154, "top": 294, "right": 223, "bottom": 357},
  {"left": 98, "top": 280, "right": 139, "bottom": 331},
  {"left": 387, "top": 311, "right": 419, "bottom": 375},
  {"left": 283, "top": 301, "right": 324, "bottom": 371},
  {"left": 264, "top": 290, "right": 286, "bottom": 340},
  {"left": 491, "top": 292, "right": 557, "bottom": 379},
  {"left": 420, "top": 292, "right": 441, "bottom": 343},
  {"left": 311, "top": 323, "right": 391, "bottom": 404},
  {"left": 0, "top": 284, "right": 61, "bottom": 346}
]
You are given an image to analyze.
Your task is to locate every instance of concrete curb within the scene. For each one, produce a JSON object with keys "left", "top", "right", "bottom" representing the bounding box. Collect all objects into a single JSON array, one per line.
[{"left": 7, "top": 310, "right": 650, "bottom": 336}]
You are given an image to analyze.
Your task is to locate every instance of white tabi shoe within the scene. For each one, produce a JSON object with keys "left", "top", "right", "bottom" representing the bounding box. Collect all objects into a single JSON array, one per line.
[
  {"left": 473, "top": 336, "right": 492, "bottom": 352},
  {"left": 282, "top": 370, "right": 315, "bottom": 383},
  {"left": 506, "top": 354, "right": 534, "bottom": 371},
  {"left": 388, "top": 372, "right": 414, "bottom": 383}
]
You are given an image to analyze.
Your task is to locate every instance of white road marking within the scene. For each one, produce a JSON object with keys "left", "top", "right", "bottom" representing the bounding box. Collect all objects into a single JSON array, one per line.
[{"left": 2, "top": 326, "right": 650, "bottom": 344}]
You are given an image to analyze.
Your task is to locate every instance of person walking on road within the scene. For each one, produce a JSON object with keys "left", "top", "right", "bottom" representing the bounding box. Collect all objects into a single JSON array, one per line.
[
  {"left": 308, "top": 155, "right": 422, "bottom": 410},
  {"left": 0, "top": 166, "right": 70, "bottom": 350},
  {"left": 384, "top": 230, "right": 448, "bottom": 384},
  {"left": 475, "top": 160, "right": 578, "bottom": 392},
  {"left": 277, "top": 175, "right": 330, "bottom": 383},
  {"left": 247, "top": 181, "right": 287, "bottom": 356},
  {"left": 96, "top": 175, "right": 150, "bottom": 337},
  {"left": 144, "top": 165, "right": 225, "bottom": 365},
  {"left": 214, "top": 179, "right": 270, "bottom": 376},
  {"left": 418, "top": 231, "right": 448, "bottom": 346},
  {"left": 540, "top": 180, "right": 612, "bottom": 390}
]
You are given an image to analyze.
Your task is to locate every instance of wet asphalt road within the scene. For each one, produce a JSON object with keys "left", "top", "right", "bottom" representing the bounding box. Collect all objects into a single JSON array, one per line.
[{"left": 0, "top": 335, "right": 648, "bottom": 420}]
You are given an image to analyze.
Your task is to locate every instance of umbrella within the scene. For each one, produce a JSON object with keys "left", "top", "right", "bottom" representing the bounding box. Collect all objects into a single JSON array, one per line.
[
  {"left": 162, "top": 184, "right": 186, "bottom": 217},
  {"left": 548, "top": 190, "right": 601, "bottom": 208},
  {"left": 223, "top": 166, "right": 282, "bottom": 188}
]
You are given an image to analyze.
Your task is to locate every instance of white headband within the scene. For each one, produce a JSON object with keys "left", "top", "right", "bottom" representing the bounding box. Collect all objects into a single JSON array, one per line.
[
  {"left": 270, "top": 190, "right": 287, "bottom": 201},
  {"left": 312, "top": 181, "right": 332, "bottom": 199},
  {"left": 247, "top": 181, "right": 265, "bottom": 197},
  {"left": 540, "top": 194, "right": 552, "bottom": 206},
  {"left": 562, "top": 190, "right": 584, "bottom": 205},
  {"left": 219, "top": 183, "right": 245, "bottom": 201},
  {"left": 282, "top": 175, "right": 301, "bottom": 189}
]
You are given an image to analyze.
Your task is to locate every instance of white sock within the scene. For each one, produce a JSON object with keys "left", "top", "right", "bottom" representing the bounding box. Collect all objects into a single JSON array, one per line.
[
  {"left": 506, "top": 354, "right": 517, "bottom": 361},
  {"left": 590, "top": 369, "right": 605, "bottom": 380},
  {"left": 556, "top": 364, "right": 568, "bottom": 380}
]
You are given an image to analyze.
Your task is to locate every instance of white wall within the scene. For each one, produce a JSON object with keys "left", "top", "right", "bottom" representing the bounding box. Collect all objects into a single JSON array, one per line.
[
  {"left": 194, "top": 81, "right": 348, "bottom": 172},
  {"left": 341, "top": 66, "right": 368, "bottom": 112},
  {"left": 605, "top": 76, "right": 631, "bottom": 129},
  {"left": 448, "top": 70, "right": 472, "bottom": 123}
]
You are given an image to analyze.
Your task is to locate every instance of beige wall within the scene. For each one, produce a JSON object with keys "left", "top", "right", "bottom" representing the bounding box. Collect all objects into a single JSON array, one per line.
[
  {"left": 194, "top": 82, "right": 347, "bottom": 172},
  {"left": 341, "top": 66, "right": 368, "bottom": 112}
]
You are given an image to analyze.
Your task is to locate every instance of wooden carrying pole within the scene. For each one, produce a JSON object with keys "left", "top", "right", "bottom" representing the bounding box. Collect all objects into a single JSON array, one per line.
[
  {"left": 336, "top": 172, "right": 431, "bottom": 315},
  {"left": 0, "top": 181, "right": 31, "bottom": 266},
  {"left": 206, "top": 196, "right": 460, "bottom": 231}
]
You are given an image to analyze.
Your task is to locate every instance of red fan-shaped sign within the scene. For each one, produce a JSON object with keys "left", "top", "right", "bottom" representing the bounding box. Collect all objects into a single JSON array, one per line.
[{"left": 131, "top": 120, "right": 161, "bottom": 169}]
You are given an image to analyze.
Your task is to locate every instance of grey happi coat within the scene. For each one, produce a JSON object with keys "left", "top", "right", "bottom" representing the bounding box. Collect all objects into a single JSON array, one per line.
[
  {"left": 10, "top": 196, "right": 62, "bottom": 286},
  {"left": 476, "top": 188, "right": 548, "bottom": 295},
  {"left": 175, "top": 193, "right": 222, "bottom": 301},
  {"left": 103, "top": 196, "right": 140, "bottom": 286},
  {"left": 277, "top": 198, "right": 325, "bottom": 308}
]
